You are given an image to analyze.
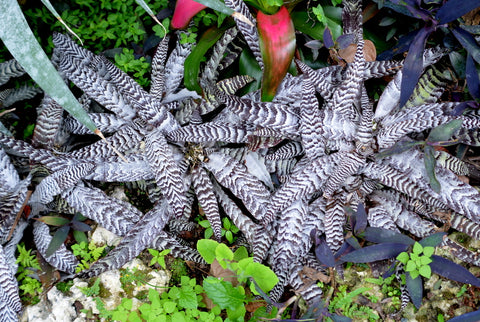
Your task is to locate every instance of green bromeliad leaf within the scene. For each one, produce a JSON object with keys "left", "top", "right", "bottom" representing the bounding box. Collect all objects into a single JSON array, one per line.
[{"left": 0, "top": 0, "right": 98, "bottom": 133}]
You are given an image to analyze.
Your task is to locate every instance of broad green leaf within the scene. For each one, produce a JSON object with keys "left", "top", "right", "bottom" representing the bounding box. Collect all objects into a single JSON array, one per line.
[
  {"left": 424, "top": 145, "right": 441, "bottom": 193},
  {"left": 197, "top": 239, "right": 219, "bottom": 264},
  {"left": 202, "top": 277, "right": 245, "bottom": 311},
  {"left": 163, "top": 301, "right": 176, "bottom": 314},
  {"left": 184, "top": 26, "right": 228, "bottom": 94},
  {"left": 375, "top": 140, "right": 423, "bottom": 159},
  {"left": 215, "top": 243, "right": 234, "bottom": 268},
  {"left": 46, "top": 225, "right": 70, "bottom": 257},
  {"left": 0, "top": 0, "right": 98, "bottom": 133},
  {"left": 233, "top": 246, "right": 248, "bottom": 261},
  {"left": 427, "top": 119, "right": 463, "bottom": 144},
  {"left": 419, "top": 232, "right": 446, "bottom": 248},
  {"left": 36, "top": 216, "right": 70, "bottom": 227},
  {"left": 243, "top": 262, "right": 278, "bottom": 293},
  {"left": 73, "top": 230, "right": 88, "bottom": 244}
]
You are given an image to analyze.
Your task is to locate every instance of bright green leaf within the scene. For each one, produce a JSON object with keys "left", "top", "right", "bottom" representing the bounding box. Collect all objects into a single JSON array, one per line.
[
  {"left": 233, "top": 246, "right": 249, "bottom": 262},
  {"left": 215, "top": 243, "right": 234, "bottom": 262},
  {"left": 244, "top": 262, "right": 278, "bottom": 293},
  {"left": 420, "top": 256, "right": 433, "bottom": 266},
  {"left": 396, "top": 252, "right": 410, "bottom": 264},
  {"left": 409, "top": 270, "right": 420, "bottom": 280},
  {"left": 197, "top": 239, "right": 219, "bottom": 264},
  {"left": 419, "top": 265, "right": 432, "bottom": 278},
  {"left": 423, "top": 246, "right": 435, "bottom": 257},
  {"left": 405, "top": 260, "right": 417, "bottom": 272},
  {"left": 202, "top": 277, "right": 245, "bottom": 311},
  {"left": 413, "top": 242, "right": 423, "bottom": 255}
]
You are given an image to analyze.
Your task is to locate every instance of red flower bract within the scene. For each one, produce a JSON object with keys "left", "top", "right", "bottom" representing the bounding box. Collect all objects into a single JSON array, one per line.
[
  {"left": 172, "top": 0, "right": 207, "bottom": 29},
  {"left": 257, "top": 6, "right": 296, "bottom": 102}
]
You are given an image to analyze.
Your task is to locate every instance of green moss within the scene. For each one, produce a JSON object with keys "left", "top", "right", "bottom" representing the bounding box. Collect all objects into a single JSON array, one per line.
[
  {"left": 98, "top": 281, "right": 112, "bottom": 299},
  {"left": 168, "top": 258, "right": 189, "bottom": 286}
]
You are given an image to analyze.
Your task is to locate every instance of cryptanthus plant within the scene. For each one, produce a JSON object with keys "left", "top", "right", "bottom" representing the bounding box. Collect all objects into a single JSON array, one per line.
[{"left": 1, "top": 0, "right": 480, "bottom": 320}]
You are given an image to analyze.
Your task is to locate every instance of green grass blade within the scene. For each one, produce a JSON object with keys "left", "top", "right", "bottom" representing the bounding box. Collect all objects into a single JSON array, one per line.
[{"left": 0, "top": 0, "right": 98, "bottom": 133}]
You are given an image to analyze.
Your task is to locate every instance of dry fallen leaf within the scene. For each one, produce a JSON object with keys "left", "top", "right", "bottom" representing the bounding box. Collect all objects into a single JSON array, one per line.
[{"left": 338, "top": 39, "right": 377, "bottom": 64}]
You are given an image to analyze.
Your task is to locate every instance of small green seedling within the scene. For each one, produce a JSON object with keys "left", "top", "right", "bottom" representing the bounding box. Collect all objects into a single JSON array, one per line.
[
  {"left": 148, "top": 248, "right": 171, "bottom": 269},
  {"left": 396, "top": 242, "right": 434, "bottom": 279}
]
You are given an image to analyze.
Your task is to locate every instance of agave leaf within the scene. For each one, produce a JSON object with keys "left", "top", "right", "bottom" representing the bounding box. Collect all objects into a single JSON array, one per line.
[
  {"left": 399, "top": 26, "right": 435, "bottom": 108},
  {"left": 430, "top": 255, "right": 480, "bottom": 287},
  {"left": 257, "top": 6, "right": 296, "bottom": 101},
  {"left": 466, "top": 54, "right": 480, "bottom": 100},
  {"left": 171, "top": 0, "right": 207, "bottom": 29},
  {"left": 452, "top": 27, "right": 480, "bottom": 65},
  {"left": 338, "top": 243, "right": 409, "bottom": 263},
  {"left": 40, "top": 0, "right": 83, "bottom": 45},
  {"left": 436, "top": 0, "right": 480, "bottom": 24},
  {"left": 418, "top": 232, "right": 446, "bottom": 248},
  {"left": 0, "top": 0, "right": 98, "bottom": 133},
  {"left": 424, "top": 145, "right": 441, "bottom": 193},
  {"left": 405, "top": 271, "right": 423, "bottom": 309},
  {"left": 363, "top": 227, "right": 415, "bottom": 245}
]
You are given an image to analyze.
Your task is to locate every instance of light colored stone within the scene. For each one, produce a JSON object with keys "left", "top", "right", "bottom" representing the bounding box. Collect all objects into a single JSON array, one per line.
[{"left": 90, "top": 226, "right": 122, "bottom": 247}]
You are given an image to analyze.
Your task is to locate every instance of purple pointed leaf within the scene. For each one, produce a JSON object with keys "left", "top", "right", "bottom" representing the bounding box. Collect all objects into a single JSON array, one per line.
[
  {"left": 466, "top": 54, "right": 480, "bottom": 99},
  {"left": 451, "top": 102, "right": 477, "bottom": 116},
  {"left": 418, "top": 232, "right": 446, "bottom": 248},
  {"left": 405, "top": 271, "right": 423, "bottom": 309},
  {"left": 71, "top": 221, "right": 92, "bottom": 232},
  {"left": 382, "top": 262, "right": 396, "bottom": 279},
  {"left": 338, "top": 243, "right": 409, "bottom": 264},
  {"left": 448, "top": 308, "right": 480, "bottom": 322},
  {"left": 323, "top": 27, "right": 334, "bottom": 49},
  {"left": 436, "top": 0, "right": 480, "bottom": 24},
  {"left": 384, "top": 0, "right": 423, "bottom": 19},
  {"left": 46, "top": 225, "right": 70, "bottom": 257},
  {"left": 354, "top": 203, "right": 367, "bottom": 235},
  {"left": 452, "top": 27, "right": 480, "bottom": 64},
  {"left": 345, "top": 236, "right": 362, "bottom": 250},
  {"left": 430, "top": 255, "right": 480, "bottom": 287},
  {"left": 363, "top": 227, "right": 415, "bottom": 245},
  {"left": 336, "top": 34, "right": 355, "bottom": 50},
  {"left": 399, "top": 26, "right": 434, "bottom": 108},
  {"left": 315, "top": 238, "right": 336, "bottom": 267},
  {"left": 378, "top": 30, "right": 417, "bottom": 60}
]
